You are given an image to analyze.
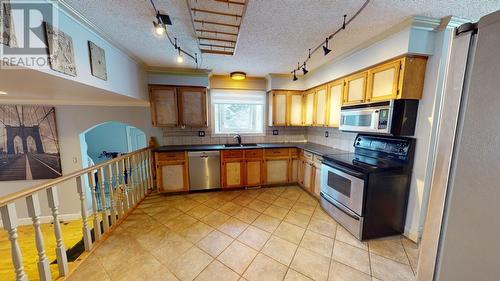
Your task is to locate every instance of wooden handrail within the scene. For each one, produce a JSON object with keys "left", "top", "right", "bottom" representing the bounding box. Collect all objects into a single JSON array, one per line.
[{"left": 0, "top": 146, "right": 153, "bottom": 207}]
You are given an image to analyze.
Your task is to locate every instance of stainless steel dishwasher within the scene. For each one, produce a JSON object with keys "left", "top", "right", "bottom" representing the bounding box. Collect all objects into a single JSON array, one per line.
[{"left": 188, "top": 151, "right": 221, "bottom": 191}]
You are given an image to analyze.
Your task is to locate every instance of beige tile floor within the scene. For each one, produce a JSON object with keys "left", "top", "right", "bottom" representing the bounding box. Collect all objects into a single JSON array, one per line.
[{"left": 68, "top": 186, "right": 419, "bottom": 281}]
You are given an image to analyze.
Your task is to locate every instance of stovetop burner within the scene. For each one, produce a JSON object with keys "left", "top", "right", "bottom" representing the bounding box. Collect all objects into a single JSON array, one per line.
[{"left": 323, "top": 153, "right": 406, "bottom": 173}]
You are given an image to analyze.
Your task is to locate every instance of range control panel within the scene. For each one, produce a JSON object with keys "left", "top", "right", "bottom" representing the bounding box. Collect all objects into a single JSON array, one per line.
[{"left": 354, "top": 134, "right": 413, "bottom": 161}]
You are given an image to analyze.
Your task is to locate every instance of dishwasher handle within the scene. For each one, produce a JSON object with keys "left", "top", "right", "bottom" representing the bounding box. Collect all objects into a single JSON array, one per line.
[{"left": 188, "top": 151, "right": 220, "bottom": 158}]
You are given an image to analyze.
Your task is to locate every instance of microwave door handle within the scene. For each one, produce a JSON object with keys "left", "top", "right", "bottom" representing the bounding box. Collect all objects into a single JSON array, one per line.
[{"left": 372, "top": 110, "right": 380, "bottom": 130}]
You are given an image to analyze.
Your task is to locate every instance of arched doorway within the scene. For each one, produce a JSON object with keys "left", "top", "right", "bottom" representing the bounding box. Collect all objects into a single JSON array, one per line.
[
  {"left": 26, "top": 136, "right": 37, "bottom": 153},
  {"left": 13, "top": 135, "right": 23, "bottom": 154}
]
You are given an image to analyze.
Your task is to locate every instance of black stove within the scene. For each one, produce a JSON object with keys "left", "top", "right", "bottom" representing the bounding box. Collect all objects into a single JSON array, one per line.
[{"left": 319, "top": 134, "right": 416, "bottom": 240}]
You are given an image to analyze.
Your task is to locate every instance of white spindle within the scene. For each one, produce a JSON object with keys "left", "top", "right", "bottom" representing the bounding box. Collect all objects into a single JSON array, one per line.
[
  {"left": 112, "top": 162, "right": 124, "bottom": 219},
  {"left": 46, "top": 186, "right": 69, "bottom": 276},
  {"left": 0, "top": 203, "right": 28, "bottom": 281},
  {"left": 119, "top": 159, "right": 130, "bottom": 212},
  {"left": 139, "top": 152, "right": 146, "bottom": 196},
  {"left": 97, "top": 168, "right": 110, "bottom": 233},
  {"left": 131, "top": 155, "right": 140, "bottom": 203},
  {"left": 105, "top": 164, "right": 117, "bottom": 226},
  {"left": 76, "top": 176, "right": 92, "bottom": 251},
  {"left": 26, "top": 194, "right": 51, "bottom": 281},
  {"left": 126, "top": 156, "right": 136, "bottom": 206},
  {"left": 143, "top": 151, "right": 151, "bottom": 193},
  {"left": 87, "top": 171, "right": 102, "bottom": 241},
  {"left": 148, "top": 150, "right": 154, "bottom": 190}
]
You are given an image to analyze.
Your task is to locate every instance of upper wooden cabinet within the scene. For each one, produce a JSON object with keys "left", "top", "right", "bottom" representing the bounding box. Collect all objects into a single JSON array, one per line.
[
  {"left": 269, "top": 90, "right": 304, "bottom": 126},
  {"left": 149, "top": 85, "right": 208, "bottom": 128},
  {"left": 367, "top": 56, "right": 427, "bottom": 102},
  {"left": 343, "top": 72, "right": 368, "bottom": 105},
  {"left": 269, "top": 90, "right": 288, "bottom": 126},
  {"left": 313, "top": 86, "right": 328, "bottom": 126},
  {"left": 289, "top": 92, "right": 304, "bottom": 126},
  {"left": 149, "top": 86, "right": 178, "bottom": 127},
  {"left": 327, "top": 80, "right": 343, "bottom": 127},
  {"left": 303, "top": 90, "right": 315, "bottom": 126}
]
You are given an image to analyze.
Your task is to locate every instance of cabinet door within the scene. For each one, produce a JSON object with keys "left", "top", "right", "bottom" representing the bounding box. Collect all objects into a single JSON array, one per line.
[
  {"left": 304, "top": 92, "right": 315, "bottom": 126},
  {"left": 314, "top": 87, "right": 328, "bottom": 126},
  {"left": 223, "top": 160, "right": 243, "bottom": 188},
  {"left": 290, "top": 159, "right": 299, "bottom": 183},
  {"left": 313, "top": 165, "right": 321, "bottom": 198},
  {"left": 343, "top": 72, "right": 367, "bottom": 105},
  {"left": 298, "top": 160, "right": 305, "bottom": 187},
  {"left": 289, "top": 93, "right": 304, "bottom": 126},
  {"left": 327, "top": 81, "right": 343, "bottom": 127},
  {"left": 366, "top": 60, "right": 401, "bottom": 102},
  {"left": 303, "top": 161, "right": 313, "bottom": 192},
  {"left": 246, "top": 160, "right": 262, "bottom": 186},
  {"left": 265, "top": 159, "right": 289, "bottom": 184},
  {"left": 157, "top": 163, "right": 187, "bottom": 192},
  {"left": 178, "top": 87, "right": 207, "bottom": 127},
  {"left": 272, "top": 91, "right": 288, "bottom": 126},
  {"left": 150, "top": 86, "right": 178, "bottom": 127}
]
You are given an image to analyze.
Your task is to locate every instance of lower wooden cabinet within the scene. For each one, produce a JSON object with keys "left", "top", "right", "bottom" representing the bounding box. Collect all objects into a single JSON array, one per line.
[
  {"left": 245, "top": 160, "right": 263, "bottom": 186},
  {"left": 222, "top": 160, "right": 244, "bottom": 188},
  {"left": 302, "top": 160, "right": 313, "bottom": 192},
  {"left": 155, "top": 152, "right": 189, "bottom": 193},
  {"left": 265, "top": 159, "right": 289, "bottom": 184},
  {"left": 290, "top": 158, "right": 299, "bottom": 183},
  {"left": 312, "top": 164, "right": 321, "bottom": 198}
]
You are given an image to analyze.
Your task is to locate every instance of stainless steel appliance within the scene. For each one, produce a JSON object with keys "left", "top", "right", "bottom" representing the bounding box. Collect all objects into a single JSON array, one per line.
[
  {"left": 188, "top": 151, "right": 221, "bottom": 191},
  {"left": 340, "top": 100, "right": 419, "bottom": 135},
  {"left": 320, "top": 134, "right": 415, "bottom": 240}
]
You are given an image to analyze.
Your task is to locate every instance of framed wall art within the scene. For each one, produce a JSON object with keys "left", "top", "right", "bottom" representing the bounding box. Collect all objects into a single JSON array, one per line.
[
  {"left": 88, "top": 41, "right": 107, "bottom": 80},
  {"left": 45, "top": 22, "right": 77, "bottom": 76}
]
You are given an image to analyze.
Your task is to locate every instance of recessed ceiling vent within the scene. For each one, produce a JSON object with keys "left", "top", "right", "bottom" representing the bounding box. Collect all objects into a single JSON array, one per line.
[{"left": 186, "top": 0, "right": 248, "bottom": 56}]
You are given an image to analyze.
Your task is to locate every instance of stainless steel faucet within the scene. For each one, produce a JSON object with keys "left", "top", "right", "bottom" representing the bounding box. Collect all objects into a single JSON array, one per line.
[{"left": 233, "top": 134, "right": 242, "bottom": 145}]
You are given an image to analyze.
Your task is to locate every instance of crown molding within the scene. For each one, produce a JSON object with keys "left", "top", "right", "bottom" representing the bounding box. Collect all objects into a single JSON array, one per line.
[{"left": 439, "top": 15, "right": 471, "bottom": 29}]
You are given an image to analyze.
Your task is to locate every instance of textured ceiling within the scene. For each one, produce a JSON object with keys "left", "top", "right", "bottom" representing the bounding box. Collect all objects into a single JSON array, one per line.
[{"left": 63, "top": 0, "right": 500, "bottom": 76}]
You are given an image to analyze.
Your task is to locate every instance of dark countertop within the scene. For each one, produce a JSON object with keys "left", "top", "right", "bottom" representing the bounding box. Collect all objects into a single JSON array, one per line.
[{"left": 153, "top": 142, "right": 350, "bottom": 156}]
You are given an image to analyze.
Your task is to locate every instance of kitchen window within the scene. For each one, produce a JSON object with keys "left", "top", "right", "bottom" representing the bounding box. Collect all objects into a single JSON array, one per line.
[{"left": 211, "top": 90, "right": 266, "bottom": 135}]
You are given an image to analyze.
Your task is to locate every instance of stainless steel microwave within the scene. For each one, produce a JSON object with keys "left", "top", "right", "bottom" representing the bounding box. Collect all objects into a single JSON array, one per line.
[{"left": 340, "top": 100, "right": 419, "bottom": 136}]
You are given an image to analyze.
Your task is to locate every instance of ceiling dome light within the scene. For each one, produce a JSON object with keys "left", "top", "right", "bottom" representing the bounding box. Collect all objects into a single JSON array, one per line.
[
  {"left": 230, "top": 72, "right": 246, "bottom": 80},
  {"left": 323, "top": 38, "right": 332, "bottom": 56}
]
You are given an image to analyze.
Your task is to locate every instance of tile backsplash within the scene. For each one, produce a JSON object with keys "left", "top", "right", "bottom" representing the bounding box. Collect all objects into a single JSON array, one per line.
[
  {"left": 162, "top": 126, "right": 307, "bottom": 145},
  {"left": 305, "top": 127, "right": 357, "bottom": 152},
  {"left": 162, "top": 126, "right": 356, "bottom": 152}
]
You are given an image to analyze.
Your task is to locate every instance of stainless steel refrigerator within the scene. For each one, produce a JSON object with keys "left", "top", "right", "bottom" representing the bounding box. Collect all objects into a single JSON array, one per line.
[{"left": 418, "top": 10, "right": 500, "bottom": 281}]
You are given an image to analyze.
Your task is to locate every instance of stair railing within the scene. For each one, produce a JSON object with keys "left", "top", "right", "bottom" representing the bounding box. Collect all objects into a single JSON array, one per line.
[{"left": 0, "top": 147, "right": 154, "bottom": 281}]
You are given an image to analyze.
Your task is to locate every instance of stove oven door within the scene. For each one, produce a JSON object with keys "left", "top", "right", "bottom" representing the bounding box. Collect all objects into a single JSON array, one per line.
[{"left": 320, "top": 162, "right": 366, "bottom": 215}]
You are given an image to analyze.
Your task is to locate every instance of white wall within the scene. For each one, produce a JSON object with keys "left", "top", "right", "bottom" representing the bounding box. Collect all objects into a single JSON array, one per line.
[
  {"left": 148, "top": 72, "right": 209, "bottom": 87},
  {"left": 8, "top": 0, "right": 147, "bottom": 101},
  {"left": 0, "top": 105, "right": 162, "bottom": 225}
]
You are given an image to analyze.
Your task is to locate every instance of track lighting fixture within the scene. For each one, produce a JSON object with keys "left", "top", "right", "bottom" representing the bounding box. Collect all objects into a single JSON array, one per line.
[
  {"left": 153, "top": 11, "right": 171, "bottom": 36},
  {"left": 289, "top": 0, "right": 370, "bottom": 81},
  {"left": 154, "top": 21, "right": 166, "bottom": 36},
  {"left": 323, "top": 38, "right": 332, "bottom": 56},
  {"left": 176, "top": 47, "right": 184, "bottom": 63}
]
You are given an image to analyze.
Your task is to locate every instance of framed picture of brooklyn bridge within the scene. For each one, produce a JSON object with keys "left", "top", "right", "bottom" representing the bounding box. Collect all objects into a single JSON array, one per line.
[{"left": 0, "top": 105, "right": 62, "bottom": 181}]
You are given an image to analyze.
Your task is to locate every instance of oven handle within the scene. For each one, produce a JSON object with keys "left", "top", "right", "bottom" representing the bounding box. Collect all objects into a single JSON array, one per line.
[
  {"left": 320, "top": 192, "right": 360, "bottom": 221},
  {"left": 322, "top": 161, "right": 365, "bottom": 179}
]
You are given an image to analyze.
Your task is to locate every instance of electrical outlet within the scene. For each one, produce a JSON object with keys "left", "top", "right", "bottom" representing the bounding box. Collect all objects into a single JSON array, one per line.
[
  {"left": 198, "top": 130, "right": 206, "bottom": 137},
  {"left": 273, "top": 130, "right": 279, "bottom": 135},
  {"left": 325, "top": 131, "right": 329, "bottom": 138}
]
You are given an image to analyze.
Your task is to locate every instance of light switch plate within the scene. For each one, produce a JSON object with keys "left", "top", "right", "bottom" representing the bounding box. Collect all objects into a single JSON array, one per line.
[
  {"left": 198, "top": 130, "right": 205, "bottom": 137},
  {"left": 273, "top": 130, "right": 279, "bottom": 135},
  {"left": 325, "top": 131, "right": 329, "bottom": 138}
]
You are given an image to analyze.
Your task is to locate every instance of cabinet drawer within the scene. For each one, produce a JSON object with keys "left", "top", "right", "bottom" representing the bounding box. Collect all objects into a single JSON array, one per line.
[
  {"left": 313, "top": 154, "right": 323, "bottom": 164},
  {"left": 244, "top": 149, "right": 263, "bottom": 159},
  {"left": 222, "top": 150, "right": 244, "bottom": 159},
  {"left": 290, "top": 148, "right": 300, "bottom": 158},
  {"left": 156, "top": 152, "right": 185, "bottom": 161},
  {"left": 264, "top": 148, "right": 290, "bottom": 158},
  {"left": 301, "top": 151, "right": 313, "bottom": 161}
]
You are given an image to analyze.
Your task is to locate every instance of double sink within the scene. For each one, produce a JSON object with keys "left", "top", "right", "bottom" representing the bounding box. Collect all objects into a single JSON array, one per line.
[{"left": 223, "top": 143, "right": 259, "bottom": 148}]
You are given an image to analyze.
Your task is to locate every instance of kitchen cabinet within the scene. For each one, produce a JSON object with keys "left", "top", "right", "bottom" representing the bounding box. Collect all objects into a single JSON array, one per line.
[
  {"left": 264, "top": 148, "right": 290, "bottom": 184},
  {"left": 149, "top": 85, "right": 208, "bottom": 128},
  {"left": 312, "top": 155, "right": 323, "bottom": 198},
  {"left": 303, "top": 91, "right": 315, "bottom": 126},
  {"left": 343, "top": 72, "right": 368, "bottom": 105},
  {"left": 244, "top": 149, "right": 263, "bottom": 186},
  {"left": 366, "top": 56, "right": 427, "bottom": 102},
  {"left": 289, "top": 92, "right": 304, "bottom": 126},
  {"left": 149, "top": 86, "right": 178, "bottom": 127},
  {"left": 269, "top": 91, "right": 288, "bottom": 126},
  {"left": 302, "top": 160, "right": 313, "bottom": 192},
  {"left": 289, "top": 148, "right": 300, "bottom": 183},
  {"left": 314, "top": 86, "right": 328, "bottom": 126},
  {"left": 178, "top": 87, "right": 208, "bottom": 127},
  {"left": 327, "top": 80, "right": 343, "bottom": 127},
  {"left": 155, "top": 152, "right": 189, "bottom": 193},
  {"left": 221, "top": 150, "right": 245, "bottom": 188}
]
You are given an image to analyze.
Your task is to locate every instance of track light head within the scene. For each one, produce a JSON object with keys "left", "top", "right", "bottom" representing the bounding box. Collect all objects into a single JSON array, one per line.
[
  {"left": 153, "top": 21, "right": 166, "bottom": 36},
  {"left": 302, "top": 66, "right": 308, "bottom": 75},
  {"left": 292, "top": 70, "right": 298, "bottom": 81},
  {"left": 176, "top": 47, "right": 184, "bottom": 63},
  {"left": 323, "top": 38, "right": 331, "bottom": 56}
]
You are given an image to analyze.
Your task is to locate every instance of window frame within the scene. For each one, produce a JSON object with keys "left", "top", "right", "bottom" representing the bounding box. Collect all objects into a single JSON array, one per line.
[{"left": 210, "top": 89, "right": 267, "bottom": 136}]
